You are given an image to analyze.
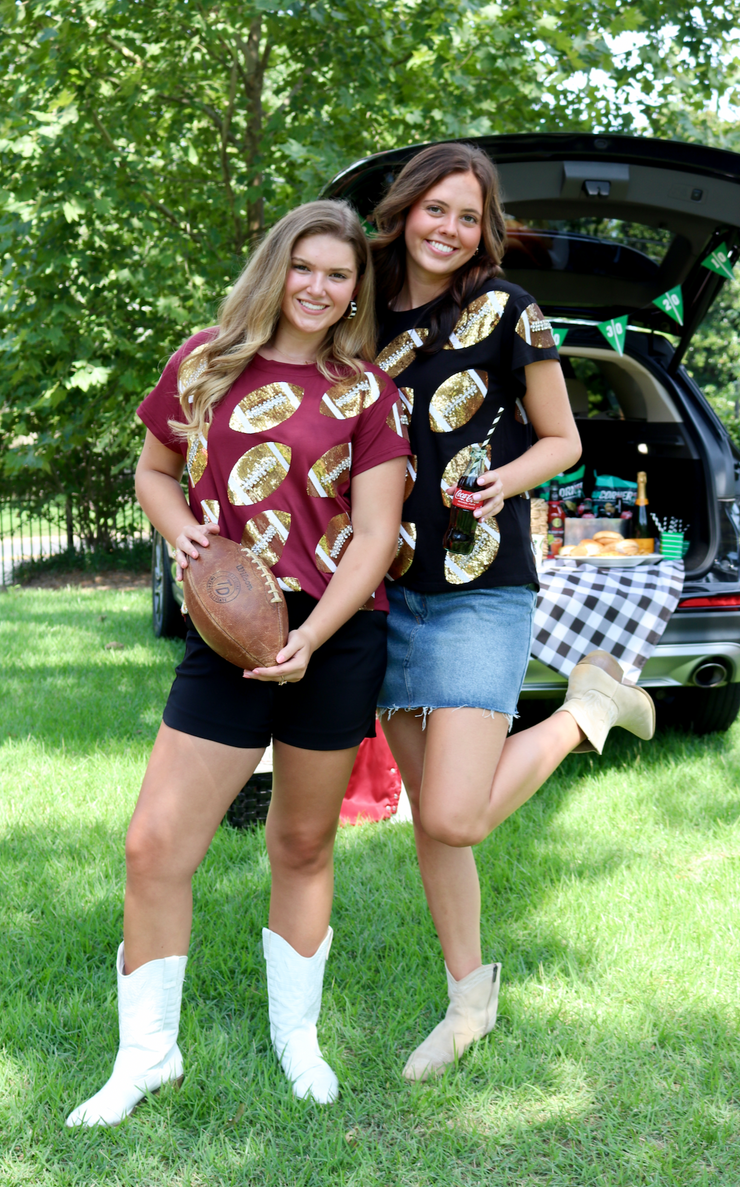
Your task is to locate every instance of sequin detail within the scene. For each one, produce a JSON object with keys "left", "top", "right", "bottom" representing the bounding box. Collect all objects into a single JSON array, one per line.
[
  {"left": 187, "top": 427, "right": 209, "bottom": 485},
  {"left": 315, "top": 512, "right": 353, "bottom": 573},
  {"left": 201, "top": 499, "right": 220, "bottom": 525},
  {"left": 178, "top": 342, "right": 209, "bottom": 398},
  {"left": 388, "top": 522, "right": 416, "bottom": 580},
  {"left": 240, "top": 509, "right": 291, "bottom": 567},
  {"left": 429, "top": 369, "right": 488, "bottom": 432},
  {"left": 375, "top": 329, "right": 428, "bottom": 377},
  {"left": 320, "top": 371, "right": 385, "bottom": 419},
  {"left": 440, "top": 443, "right": 492, "bottom": 508},
  {"left": 307, "top": 442, "right": 352, "bottom": 498},
  {"left": 444, "top": 518, "right": 500, "bottom": 584},
  {"left": 227, "top": 441, "right": 291, "bottom": 506},
  {"left": 278, "top": 576, "right": 302, "bottom": 592},
  {"left": 229, "top": 382, "right": 303, "bottom": 433},
  {"left": 386, "top": 397, "right": 411, "bottom": 438},
  {"left": 515, "top": 303, "right": 556, "bottom": 349},
  {"left": 444, "top": 291, "right": 510, "bottom": 350}
]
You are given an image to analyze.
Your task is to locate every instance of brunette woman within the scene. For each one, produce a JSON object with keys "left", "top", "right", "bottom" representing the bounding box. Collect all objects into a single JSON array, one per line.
[
  {"left": 65, "top": 200, "right": 410, "bottom": 1124},
  {"left": 371, "top": 144, "right": 655, "bottom": 1080}
]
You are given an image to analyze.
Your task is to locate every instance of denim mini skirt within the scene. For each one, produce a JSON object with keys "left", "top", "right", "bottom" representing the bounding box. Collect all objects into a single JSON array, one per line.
[{"left": 378, "top": 583, "right": 537, "bottom": 726}]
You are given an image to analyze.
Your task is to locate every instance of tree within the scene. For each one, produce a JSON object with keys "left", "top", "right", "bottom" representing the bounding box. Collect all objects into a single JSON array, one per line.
[{"left": 0, "top": 0, "right": 737, "bottom": 546}]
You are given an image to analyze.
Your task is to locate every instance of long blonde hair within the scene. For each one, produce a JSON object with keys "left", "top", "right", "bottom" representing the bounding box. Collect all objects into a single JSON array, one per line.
[{"left": 171, "top": 200, "right": 376, "bottom": 440}]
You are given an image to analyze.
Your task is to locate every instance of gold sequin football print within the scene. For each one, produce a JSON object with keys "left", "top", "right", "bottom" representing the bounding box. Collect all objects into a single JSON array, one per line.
[
  {"left": 201, "top": 499, "right": 220, "bottom": 525},
  {"left": 228, "top": 442, "right": 291, "bottom": 506},
  {"left": 515, "top": 303, "right": 556, "bottom": 349},
  {"left": 439, "top": 443, "right": 492, "bottom": 507},
  {"left": 444, "top": 518, "right": 500, "bottom": 584},
  {"left": 388, "top": 522, "right": 416, "bottom": 580},
  {"left": 429, "top": 370, "right": 488, "bottom": 432},
  {"left": 241, "top": 510, "right": 291, "bottom": 567},
  {"left": 187, "top": 428, "right": 209, "bottom": 485},
  {"left": 315, "top": 513, "right": 353, "bottom": 573},
  {"left": 444, "top": 291, "right": 510, "bottom": 350},
  {"left": 229, "top": 382, "right": 304, "bottom": 433},
  {"left": 178, "top": 342, "right": 209, "bottom": 396},
  {"left": 307, "top": 443, "right": 352, "bottom": 498},
  {"left": 375, "top": 329, "right": 428, "bottom": 377},
  {"left": 404, "top": 455, "right": 417, "bottom": 502},
  {"left": 320, "top": 371, "right": 385, "bottom": 419}
]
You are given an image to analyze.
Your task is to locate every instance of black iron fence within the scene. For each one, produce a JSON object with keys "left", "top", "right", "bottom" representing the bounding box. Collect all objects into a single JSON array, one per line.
[{"left": 0, "top": 494, "right": 151, "bottom": 586}]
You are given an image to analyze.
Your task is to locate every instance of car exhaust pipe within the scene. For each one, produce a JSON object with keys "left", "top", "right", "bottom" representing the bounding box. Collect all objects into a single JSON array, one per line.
[{"left": 691, "top": 659, "right": 731, "bottom": 688}]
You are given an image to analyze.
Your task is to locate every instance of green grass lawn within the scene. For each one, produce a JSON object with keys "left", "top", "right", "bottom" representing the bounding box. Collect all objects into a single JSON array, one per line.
[{"left": 1, "top": 584, "right": 739, "bottom": 1186}]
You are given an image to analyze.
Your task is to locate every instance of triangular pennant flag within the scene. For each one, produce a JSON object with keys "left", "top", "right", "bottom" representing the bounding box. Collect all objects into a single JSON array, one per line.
[
  {"left": 652, "top": 285, "right": 684, "bottom": 326},
  {"left": 551, "top": 327, "right": 569, "bottom": 348},
  {"left": 701, "top": 242, "right": 735, "bottom": 281},
  {"left": 597, "top": 315, "right": 628, "bottom": 356}
]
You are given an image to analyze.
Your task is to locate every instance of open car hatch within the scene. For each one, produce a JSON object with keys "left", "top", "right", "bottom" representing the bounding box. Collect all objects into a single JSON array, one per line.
[{"left": 325, "top": 133, "right": 740, "bottom": 367}]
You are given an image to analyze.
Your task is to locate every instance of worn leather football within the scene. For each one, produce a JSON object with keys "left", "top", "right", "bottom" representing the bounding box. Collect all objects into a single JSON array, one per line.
[{"left": 182, "top": 535, "right": 288, "bottom": 670}]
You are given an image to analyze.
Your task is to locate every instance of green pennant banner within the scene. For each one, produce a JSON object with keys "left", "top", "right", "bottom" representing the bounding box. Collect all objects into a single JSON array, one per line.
[
  {"left": 597, "top": 315, "right": 628, "bottom": 356},
  {"left": 701, "top": 242, "right": 735, "bottom": 281},
  {"left": 551, "top": 327, "right": 569, "bottom": 348},
  {"left": 652, "top": 285, "right": 684, "bottom": 326}
]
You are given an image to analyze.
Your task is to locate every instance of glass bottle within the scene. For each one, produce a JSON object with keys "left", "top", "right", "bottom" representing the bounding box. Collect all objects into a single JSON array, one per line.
[{"left": 443, "top": 446, "right": 486, "bottom": 555}]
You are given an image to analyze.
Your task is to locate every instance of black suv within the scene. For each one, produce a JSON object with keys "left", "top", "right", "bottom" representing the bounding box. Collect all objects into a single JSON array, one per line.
[{"left": 153, "top": 133, "right": 740, "bottom": 734}]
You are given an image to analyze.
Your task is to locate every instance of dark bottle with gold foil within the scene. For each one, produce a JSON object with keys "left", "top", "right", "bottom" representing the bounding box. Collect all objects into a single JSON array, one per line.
[
  {"left": 634, "top": 470, "right": 650, "bottom": 537},
  {"left": 444, "top": 446, "right": 486, "bottom": 555}
]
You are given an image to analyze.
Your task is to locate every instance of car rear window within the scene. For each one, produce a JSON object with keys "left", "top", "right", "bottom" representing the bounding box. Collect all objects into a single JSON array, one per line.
[{"left": 503, "top": 217, "right": 676, "bottom": 280}]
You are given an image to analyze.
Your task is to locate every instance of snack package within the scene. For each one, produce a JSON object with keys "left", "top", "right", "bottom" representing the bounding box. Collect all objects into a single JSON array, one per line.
[
  {"left": 592, "top": 473, "right": 637, "bottom": 519},
  {"left": 535, "top": 465, "right": 585, "bottom": 514}
]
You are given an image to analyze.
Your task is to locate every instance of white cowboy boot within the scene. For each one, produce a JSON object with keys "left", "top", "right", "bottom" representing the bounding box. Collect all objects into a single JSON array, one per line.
[
  {"left": 66, "top": 944, "right": 187, "bottom": 1127},
  {"left": 554, "top": 650, "right": 656, "bottom": 754},
  {"left": 403, "top": 962, "right": 502, "bottom": 1081},
  {"left": 262, "top": 927, "right": 339, "bottom": 1104}
]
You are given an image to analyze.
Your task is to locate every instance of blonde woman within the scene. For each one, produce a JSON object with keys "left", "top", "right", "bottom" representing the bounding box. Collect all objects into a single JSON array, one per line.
[{"left": 66, "top": 201, "right": 410, "bottom": 1125}]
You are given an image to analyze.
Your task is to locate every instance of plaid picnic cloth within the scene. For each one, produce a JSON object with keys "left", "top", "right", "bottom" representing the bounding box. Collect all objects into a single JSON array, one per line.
[{"left": 532, "top": 560, "right": 684, "bottom": 684}]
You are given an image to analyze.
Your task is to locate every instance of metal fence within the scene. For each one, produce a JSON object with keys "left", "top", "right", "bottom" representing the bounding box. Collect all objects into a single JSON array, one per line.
[{"left": 0, "top": 495, "right": 151, "bottom": 586}]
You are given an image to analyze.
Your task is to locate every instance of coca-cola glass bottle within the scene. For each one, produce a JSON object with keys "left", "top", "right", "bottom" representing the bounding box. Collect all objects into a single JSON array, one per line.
[{"left": 443, "top": 445, "right": 486, "bottom": 555}]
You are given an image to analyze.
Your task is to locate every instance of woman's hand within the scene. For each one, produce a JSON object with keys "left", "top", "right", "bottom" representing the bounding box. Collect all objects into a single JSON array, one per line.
[
  {"left": 446, "top": 469, "right": 505, "bottom": 520},
  {"left": 244, "top": 626, "right": 316, "bottom": 684},
  {"left": 175, "top": 522, "right": 220, "bottom": 580}
]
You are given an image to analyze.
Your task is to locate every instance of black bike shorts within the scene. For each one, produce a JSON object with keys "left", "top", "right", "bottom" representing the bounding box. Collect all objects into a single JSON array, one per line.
[{"left": 162, "top": 593, "right": 387, "bottom": 752}]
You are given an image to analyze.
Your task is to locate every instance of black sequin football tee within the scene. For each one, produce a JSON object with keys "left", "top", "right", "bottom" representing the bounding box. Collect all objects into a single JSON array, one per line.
[{"left": 375, "top": 280, "right": 560, "bottom": 591}]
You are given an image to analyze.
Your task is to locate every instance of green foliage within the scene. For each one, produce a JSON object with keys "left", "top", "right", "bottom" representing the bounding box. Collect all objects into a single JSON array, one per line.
[
  {"left": 0, "top": 0, "right": 738, "bottom": 542},
  {"left": 685, "top": 282, "right": 740, "bottom": 452}
]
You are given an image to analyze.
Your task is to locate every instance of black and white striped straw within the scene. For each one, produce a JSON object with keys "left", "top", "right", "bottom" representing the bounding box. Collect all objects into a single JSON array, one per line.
[{"left": 483, "top": 406, "right": 505, "bottom": 447}]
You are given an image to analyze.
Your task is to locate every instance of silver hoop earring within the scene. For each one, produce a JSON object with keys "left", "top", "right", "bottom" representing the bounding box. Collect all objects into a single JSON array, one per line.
[{"left": 344, "top": 300, "right": 357, "bottom": 320}]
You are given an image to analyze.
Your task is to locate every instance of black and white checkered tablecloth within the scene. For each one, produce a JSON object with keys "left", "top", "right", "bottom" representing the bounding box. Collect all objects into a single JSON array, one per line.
[{"left": 532, "top": 560, "right": 685, "bottom": 683}]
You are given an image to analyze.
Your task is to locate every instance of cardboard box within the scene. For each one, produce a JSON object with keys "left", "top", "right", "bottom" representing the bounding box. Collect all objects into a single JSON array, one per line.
[{"left": 564, "top": 518, "right": 629, "bottom": 545}]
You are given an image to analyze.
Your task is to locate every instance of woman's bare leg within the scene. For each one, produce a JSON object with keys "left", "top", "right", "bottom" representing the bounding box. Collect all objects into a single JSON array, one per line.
[
  {"left": 418, "top": 709, "right": 584, "bottom": 848},
  {"left": 123, "top": 722, "right": 264, "bottom": 971},
  {"left": 265, "top": 740, "right": 359, "bottom": 956},
  {"left": 381, "top": 713, "right": 482, "bottom": 981}
]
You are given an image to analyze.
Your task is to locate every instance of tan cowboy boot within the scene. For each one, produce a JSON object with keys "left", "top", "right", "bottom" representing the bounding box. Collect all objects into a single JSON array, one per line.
[
  {"left": 554, "top": 650, "right": 655, "bottom": 754},
  {"left": 403, "top": 962, "right": 501, "bottom": 1081}
]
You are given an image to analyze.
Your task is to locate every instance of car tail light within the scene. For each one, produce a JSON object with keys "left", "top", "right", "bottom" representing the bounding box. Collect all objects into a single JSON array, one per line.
[{"left": 678, "top": 593, "right": 740, "bottom": 609}]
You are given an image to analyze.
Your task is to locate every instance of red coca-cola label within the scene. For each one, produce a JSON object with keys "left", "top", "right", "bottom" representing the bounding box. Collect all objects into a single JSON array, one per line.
[{"left": 452, "top": 487, "right": 477, "bottom": 510}]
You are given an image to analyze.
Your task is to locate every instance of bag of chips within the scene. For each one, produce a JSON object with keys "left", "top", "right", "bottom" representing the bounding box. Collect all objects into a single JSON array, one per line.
[
  {"left": 592, "top": 473, "right": 637, "bottom": 519},
  {"left": 535, "top": 465, "right": 585, "bottom": 514}
]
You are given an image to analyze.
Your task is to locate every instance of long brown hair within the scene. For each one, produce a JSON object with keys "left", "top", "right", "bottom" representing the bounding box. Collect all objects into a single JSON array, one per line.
[
  {"left": 371, "top": 142, "right": 506, "bottom": 352},
  {"left": 171, "top": 200, "right": 376, "bottom": 440}
]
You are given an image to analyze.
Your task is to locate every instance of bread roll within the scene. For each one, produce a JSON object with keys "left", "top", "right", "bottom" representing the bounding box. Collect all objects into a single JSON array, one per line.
[
  {"left": 615, "top": 539, "right": 639, "bottom": 555},
  {"left": 593, "top": 530, "right": 622, "bottom": 542}
]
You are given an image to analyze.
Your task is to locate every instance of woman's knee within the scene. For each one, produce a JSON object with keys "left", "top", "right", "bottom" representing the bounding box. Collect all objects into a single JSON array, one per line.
[
  {"left": 125, "top": 814, "right": 180, "bottom": 881},
  {"left": 419, "top": 804, "right": 487, "bottom": 848},
  {"left": 267, "top": 820, "right": 335, "bottom": 874}
]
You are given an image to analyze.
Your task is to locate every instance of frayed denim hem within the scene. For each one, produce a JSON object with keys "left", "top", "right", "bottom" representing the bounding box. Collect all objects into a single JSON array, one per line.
[{"left": 378, "top": 706, "right": 515, "bottom": 733}]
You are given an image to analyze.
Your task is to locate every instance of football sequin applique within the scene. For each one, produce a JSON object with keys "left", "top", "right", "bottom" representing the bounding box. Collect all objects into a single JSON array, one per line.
[
  {"left": 240, "top": 509, "right": 291, "bottom": 567},
  {"left": 227, "top": 442, "right": 291, "bottom": 505},
  {"left": 320, "top": 371, "right": 385, "bottom": 419},
  {"left": 229, "top": 382, "right": 304, "bottom": 433},
  {"left": 315, "top": 513, "right": 353, "bottom": 572},
  {"left": 375, "top": 329, "right": 428, "bottom": 377},
  {"left": 387, "top": 522, "right": 416, "bottom": 580},
  {"left": 201, "top": 499, "right": 220, "bottom": 525},
  {"left": 439, "top": 443, "right": 492, "bottom": 507},
  {"left": 429, "top": 370, "right": 488, "bottom": 432},
  {"left": 444, "top": 291, "right": 510, "bottom": 350},
  {"left": 307, "top": 443, "right": 352, "bottom": 498},
  {"left": 444, "top": 518, "right": 500, "bottom": 584},
  {"left": 178, "top": 342, "right": 209, "bottom": 397},
  {"left": 515, "top": 303, "right": 556, "bottom": 349},
  {"left": 187, "top": 427, "right": 209, "bottom": 485}
]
